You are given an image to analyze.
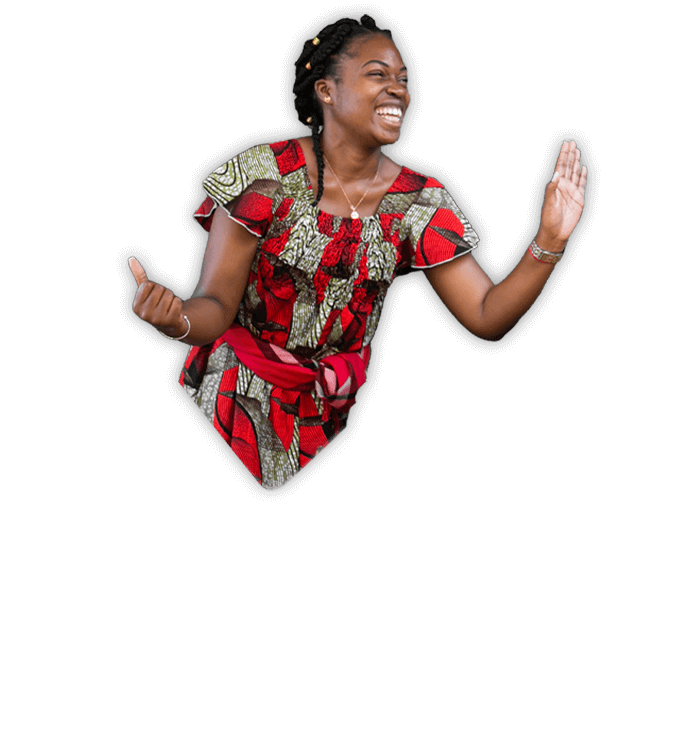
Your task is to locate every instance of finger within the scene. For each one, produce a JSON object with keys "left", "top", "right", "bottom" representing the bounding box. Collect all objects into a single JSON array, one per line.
[
  {"left": 165, "top": 293, "right": 182, "bottom": 321},
  {"left": 148, "top": 288, "right": 177, "bottom": 328},
  {"left": 132, "top": 279, "right": 156, "bottom": 312},
  {"left": 579, "top": 164, "right": 588, "bottom": 191},
  {"left": 128, "top": 257, "right": 148, "bottom": 286},
  {"left": 141, "top": 284, "right": 168, "bottom": 318},
  {"left": 571, "top": 148, "right": 581, "bottom": 183},
  {"left": 153, "top": 288, "right": 180, "bottom": 328},
  {"left": 155, "top": 287, "right": 177, "bottom": 323},
  {"left": 554, "top": 141, "right": 570, "bottom": 177},
  {"left": 155, "top": 289, "right": 185, "bottom": 330},
  {"left": 565, "top": 140, "right": 576, "bottom": 180},
  {"left": 550, "top": 143, "right": 565, "bottom": 181},
  {"left": 555, "top": 190, "right": 562, "bottom": 209},
  {"left": 134, "top": 281, "right": 165, "bottom": 324},
  {"left": 168, "top": 292, "right": 182, "bottom": 315},
  {"left": 544, "top": 174, "right": 561, "bottom": 210}
]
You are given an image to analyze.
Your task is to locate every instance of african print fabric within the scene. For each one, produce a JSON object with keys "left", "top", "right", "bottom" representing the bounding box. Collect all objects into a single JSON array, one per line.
[{"left": 179, "top": 139, "right": 479, "bottom": 488}]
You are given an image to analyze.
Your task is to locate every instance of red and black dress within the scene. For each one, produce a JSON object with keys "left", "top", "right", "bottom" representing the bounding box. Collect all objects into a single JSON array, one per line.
[{"left": 180, "top": 139, "right": 479, "bottom": 487}]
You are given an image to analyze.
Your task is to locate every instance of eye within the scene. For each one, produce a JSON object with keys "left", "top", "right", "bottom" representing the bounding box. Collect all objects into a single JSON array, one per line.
[{"left": 370, "top": 70, "right": 408, "bottom": 87}]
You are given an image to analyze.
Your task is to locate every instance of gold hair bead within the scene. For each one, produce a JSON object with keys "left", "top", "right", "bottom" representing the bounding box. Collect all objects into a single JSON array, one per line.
[
  {"left": 306, "top": 116, "right": 312, "bottom": 124},
  {"left": 312, "top": 37, "right": 320, "bottom": 45},
  {"left": 306, "top": 62, "right": 311, "bottom": 70}
]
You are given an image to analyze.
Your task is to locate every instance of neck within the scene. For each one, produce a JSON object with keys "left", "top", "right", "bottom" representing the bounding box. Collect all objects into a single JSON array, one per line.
[{"left": 320, "top": 129, "right": 383, "bottom": 180}]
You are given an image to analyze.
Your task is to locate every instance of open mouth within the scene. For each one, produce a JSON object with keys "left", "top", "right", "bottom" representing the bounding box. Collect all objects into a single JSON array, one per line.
[{"left": 375, "top": 106, "right": 403, "bottom": 126}]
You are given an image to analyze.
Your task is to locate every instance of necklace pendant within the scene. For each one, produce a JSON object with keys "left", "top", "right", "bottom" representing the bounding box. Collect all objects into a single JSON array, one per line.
[{"left": 350, "top": 210, "right": 359, "bottom": 220}]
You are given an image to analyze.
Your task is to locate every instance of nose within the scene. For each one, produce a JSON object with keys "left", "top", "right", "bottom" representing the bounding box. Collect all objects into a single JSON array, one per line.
[
  {"left": 386, "top": 78, "right": 408, "bottom": 100},
  {"left": 386, "top": 83, "right": 411, "bottom": 115}
]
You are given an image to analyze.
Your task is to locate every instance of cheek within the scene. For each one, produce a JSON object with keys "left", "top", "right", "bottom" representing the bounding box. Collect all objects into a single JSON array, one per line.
[{"left": 340, "top": 93, "right": 366, "bottom": 119}]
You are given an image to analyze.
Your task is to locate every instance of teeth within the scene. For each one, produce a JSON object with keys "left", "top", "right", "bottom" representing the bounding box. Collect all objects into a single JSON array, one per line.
[{"left": 376, "top": 107, "right": 403, "bottom": 118}]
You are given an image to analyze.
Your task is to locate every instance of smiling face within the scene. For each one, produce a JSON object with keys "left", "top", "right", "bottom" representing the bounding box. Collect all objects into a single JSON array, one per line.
[{"left": 316, "top": 34, "right": 410, "bottom": 147}]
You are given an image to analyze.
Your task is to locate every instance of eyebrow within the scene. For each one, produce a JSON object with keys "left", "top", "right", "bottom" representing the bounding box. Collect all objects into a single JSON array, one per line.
[{"left": 361, "top": 60, "right": 408, "bottom": 72}]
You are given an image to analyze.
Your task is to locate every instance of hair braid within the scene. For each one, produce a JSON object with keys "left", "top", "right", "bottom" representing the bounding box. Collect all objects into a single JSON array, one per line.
[{"left": 293, "top": 15, "right": 392, "bottom": 206}]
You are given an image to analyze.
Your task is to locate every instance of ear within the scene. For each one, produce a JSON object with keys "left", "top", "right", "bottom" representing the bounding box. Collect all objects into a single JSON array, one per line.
[{"left": 314, "top": 78, "right": 335, "bottom": 105}]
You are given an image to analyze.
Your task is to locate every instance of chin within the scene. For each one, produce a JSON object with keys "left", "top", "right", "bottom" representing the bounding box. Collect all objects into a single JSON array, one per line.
[
  {"left": 375, "top": 129, "right": 401, "bottom": 146},
  {"left": 386, "top": 132, "right": 401, "bottom": 145}
]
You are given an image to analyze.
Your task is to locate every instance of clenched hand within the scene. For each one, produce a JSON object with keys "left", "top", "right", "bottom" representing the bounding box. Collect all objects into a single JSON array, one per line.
[{"left": 128, "top": 257, "right": 188, "bottom": 338}]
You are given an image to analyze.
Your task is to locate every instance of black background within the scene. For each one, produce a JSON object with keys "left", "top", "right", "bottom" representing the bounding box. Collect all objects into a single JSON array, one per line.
[{"left": 120, "top": 9, "right": 624, "bottom": 502}]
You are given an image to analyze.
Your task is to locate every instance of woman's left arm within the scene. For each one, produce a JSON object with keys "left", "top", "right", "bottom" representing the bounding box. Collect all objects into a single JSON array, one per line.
[{"left": 424, "top": 140, "right": 587, "bottom": 341}]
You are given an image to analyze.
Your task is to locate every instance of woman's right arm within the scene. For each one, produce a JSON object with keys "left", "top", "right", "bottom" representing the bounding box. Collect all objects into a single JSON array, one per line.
[{"left": 129, "top": 207, "right": 260, "bottom": 346}]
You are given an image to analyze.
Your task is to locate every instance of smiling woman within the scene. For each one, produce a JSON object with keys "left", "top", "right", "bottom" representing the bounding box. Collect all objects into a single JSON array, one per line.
[
  {"left": 293, "top": 19, "right": 410, "bottom": 215},
  {"left": 128, "top": 14, "right": 587, "bottom": 489}
]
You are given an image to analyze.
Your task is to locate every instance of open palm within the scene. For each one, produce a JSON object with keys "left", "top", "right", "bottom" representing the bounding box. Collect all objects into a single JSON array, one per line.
[{"left": 540, "top": 140, "right": 587, "bottom": 245}]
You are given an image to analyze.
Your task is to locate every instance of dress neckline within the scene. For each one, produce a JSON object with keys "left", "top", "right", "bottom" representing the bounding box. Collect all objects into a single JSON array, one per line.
[{"left": 291, "top": 138, "right": 407, "bottom": 222}]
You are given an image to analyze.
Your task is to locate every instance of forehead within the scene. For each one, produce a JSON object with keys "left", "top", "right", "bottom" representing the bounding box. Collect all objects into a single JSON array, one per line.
[{"left": 341, "top": 34, "right": 405, "bottom": 70}]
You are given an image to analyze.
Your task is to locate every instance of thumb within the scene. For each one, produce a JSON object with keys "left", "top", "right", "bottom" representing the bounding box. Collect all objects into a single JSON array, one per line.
[
  {"left": 128, "top": 257, "right": 148, "bottom": 286},
  {"left": 544, "top": 171, "right": 560, "bottom": 202},
  {"left": 549, "top": 171, "right": 560, "bottom": 188}
]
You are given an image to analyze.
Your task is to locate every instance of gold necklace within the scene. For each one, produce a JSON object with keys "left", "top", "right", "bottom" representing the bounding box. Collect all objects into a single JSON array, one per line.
[{"left": 324, "top": 155, "right": 382, "bottom": 219}]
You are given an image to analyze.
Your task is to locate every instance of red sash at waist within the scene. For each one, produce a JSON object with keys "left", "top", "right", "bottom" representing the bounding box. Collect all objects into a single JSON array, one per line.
[{"left": 222, "top": 324, "right": 370, "bottom": 411}]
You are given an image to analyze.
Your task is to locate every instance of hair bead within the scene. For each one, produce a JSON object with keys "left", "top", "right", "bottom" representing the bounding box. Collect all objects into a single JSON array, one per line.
[
  {"left": 312, "top": 37, "right": 320, "bottom": 45},
  {"left": 305, "top": 62, "right": 312, "bottom": 70}
]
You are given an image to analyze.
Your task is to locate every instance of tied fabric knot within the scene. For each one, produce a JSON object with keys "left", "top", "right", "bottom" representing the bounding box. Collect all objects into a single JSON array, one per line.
[
  {"left": 314, "top": 347, "right": 371, "bottom": 409},
  {"left": 221, "top": 323, "right": 370, "bottom": 458}
]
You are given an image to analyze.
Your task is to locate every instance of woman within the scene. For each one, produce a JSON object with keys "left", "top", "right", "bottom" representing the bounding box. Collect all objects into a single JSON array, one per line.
[{"left": 129, "top": 15, "right": 586, "bottom": 488}]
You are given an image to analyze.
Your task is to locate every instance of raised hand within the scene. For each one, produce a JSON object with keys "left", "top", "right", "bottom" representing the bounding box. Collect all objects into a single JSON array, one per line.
[
  {"left": 128, "top": 257, "right": 188, "bottom": 338},
  {"left": 538, "top": 140, "right": 587, "bottom": 251}
]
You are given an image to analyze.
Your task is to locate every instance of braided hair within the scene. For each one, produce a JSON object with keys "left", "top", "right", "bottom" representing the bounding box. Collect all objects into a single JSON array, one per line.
[{"left": 293, "top": 15, "right": 393, "bottom": 206}]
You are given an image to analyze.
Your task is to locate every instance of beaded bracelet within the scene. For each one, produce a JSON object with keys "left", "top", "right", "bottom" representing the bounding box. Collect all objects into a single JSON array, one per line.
[
  {"left": 528, "top": 239, "right": 564, "bottom": 264},
  {"left": 159, "top": 315, "right": 190, "bottom": 341}
]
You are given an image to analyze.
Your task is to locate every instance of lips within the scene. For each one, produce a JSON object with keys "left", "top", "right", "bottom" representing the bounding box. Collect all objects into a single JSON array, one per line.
[{"left": 375, "top": 106, "right": 403, "bottom": 126}]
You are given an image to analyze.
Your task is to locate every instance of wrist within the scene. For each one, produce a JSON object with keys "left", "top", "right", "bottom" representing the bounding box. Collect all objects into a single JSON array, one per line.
[
  {"left": 528, "top": 238, "right": 564, "bottom": 265},
  {"left": 157, "top": 315, "right": 191, "bottom": 341},
  {"left": 534, "top": 230, "right": 567, "bottom": 255}
]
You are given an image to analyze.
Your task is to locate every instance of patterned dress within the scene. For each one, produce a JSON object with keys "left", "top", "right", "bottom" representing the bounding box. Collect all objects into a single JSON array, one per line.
[{"left": 180, "top": 139, "right": 479, "bottom": 488}]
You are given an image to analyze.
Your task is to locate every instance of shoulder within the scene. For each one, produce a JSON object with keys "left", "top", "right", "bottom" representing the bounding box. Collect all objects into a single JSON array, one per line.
[
  {"left": 201, "top": 140, "right": 307, "bottom": 214},
  {"left": 266, "top": 138, "right": 307, "bottom": 176},
  {"left": 400, "top": 162, "right": 437, "bottom": 182},
  {"left": 388, "top": 165, "right": 446, "bottom": 196},
  {"left": 208, "top": 139, "right": 306, "bottom": 180},
  {"left": 398, "top": 165, "right": 480, "bottom": 270}
]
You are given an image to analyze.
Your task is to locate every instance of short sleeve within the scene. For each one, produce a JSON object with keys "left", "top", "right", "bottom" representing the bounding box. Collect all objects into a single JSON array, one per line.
[
  {"left": 402, "top": 183, "right": 479, "bottom": 271},
  {"left": 194, "top": 144, "right": 283, "bottom": 238}
]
